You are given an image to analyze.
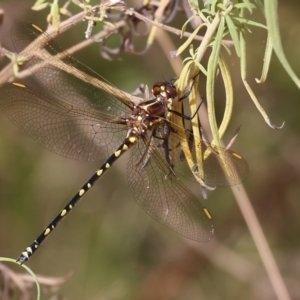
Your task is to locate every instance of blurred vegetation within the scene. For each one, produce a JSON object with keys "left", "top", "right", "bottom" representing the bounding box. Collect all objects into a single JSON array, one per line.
[{"left": 0, "top": 0, "right": 299, "bottom": 299}]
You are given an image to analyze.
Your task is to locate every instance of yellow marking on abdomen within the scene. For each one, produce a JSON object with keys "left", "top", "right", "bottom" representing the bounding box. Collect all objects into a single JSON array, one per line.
[
  {"left": 129, "top": 137, "right": 136, "bottom": 143},
  {"left": 44, "top": 228, "right": 51, "bottom": 235},
  {"left": 115, "top": 150, "right": 121, "bottom": 157},
  {"left": 79, "top": 189, "right": 85, "bottom": 196},
  {"left": 26, "top": 247, "right": 33, "bottom": 254},
  {"left": 105, "top": 163, "right": 110, "bottom": 169},
  {"left": 97, "top": 169, "right": 103, "bottom": 176},
  {"left": 21, "top": 252, "right": 29, "bottom": 259},
  {"left": 61, "top": 209, "right": 67, "bottom": 217}
]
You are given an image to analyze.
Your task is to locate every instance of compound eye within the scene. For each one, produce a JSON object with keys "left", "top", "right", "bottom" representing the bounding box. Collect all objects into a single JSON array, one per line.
[
  {"left": 165, "top": 83, "right": 177, "bottom": 98},
  {"left": 152, "top": 85, "right": 161, "bottom": 97}
]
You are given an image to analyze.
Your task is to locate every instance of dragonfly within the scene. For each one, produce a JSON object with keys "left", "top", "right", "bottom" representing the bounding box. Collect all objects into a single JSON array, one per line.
[{"left": 0, "top": 22, "right": 248, "bottom": 264}]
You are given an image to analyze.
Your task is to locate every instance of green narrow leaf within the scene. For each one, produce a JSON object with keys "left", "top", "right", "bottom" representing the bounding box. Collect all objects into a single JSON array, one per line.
[
  {"left": 175, "top": 24, "right": 205, "bottom": 58},
  {"left": 240, "top": 28, "right": 247, "bottom": 80},
  {"left": 234, "top": 2, "right": 256, "bottom": 12},
  {"left": 255, "top": 33, "right": 273, "bottom": 83},
  {"left": 32, "top": 2, "right": 49, "bottom": 11},
  {"left": 210, "top": 0, "right": 218, "bottom": 14},
  {"left": 217, "top": 54, "right": 234, "bottom": 138},
  {"left": 32, "top": 0, "right": 47, "bottom": 9},
  {"left": 243, "top": 79, "right": 284, "bottom": 129},
  {"left": 225, "top": 15, "right": 241, "bottom": 57},
  {"left": 181, "top": 15, "right": 196, "bottom": 37},
  {"left": 50, "top": 0, "right": 60, "bottom": 30},
  {"left": 232, "top": 17, "right": 267, "bottom": 29},
  {"left": 240, "top": 26, "right": 283, "bottom": 129},
  {"left": 206, "top": 13, "right": 225, "bottom": 148},
  {"left": 264, "top": 0, "right": 300, "bottom": 88},
  {"left": 194, "top": 60, "right": 208, "bottom": 76},
  {"left": 254, "top": 0, "right": 264, "bottom": 12},
  {"left": 195, "top": 12, "right": 221, "bottom": 63}
]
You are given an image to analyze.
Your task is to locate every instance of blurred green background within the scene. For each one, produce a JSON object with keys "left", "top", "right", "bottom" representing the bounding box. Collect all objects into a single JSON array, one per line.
[{"left": 0, "top": 1, "right": 299, "bottom": 299}]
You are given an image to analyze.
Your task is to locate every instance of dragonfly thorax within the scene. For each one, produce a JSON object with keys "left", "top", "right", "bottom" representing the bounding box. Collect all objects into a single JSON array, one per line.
[
  {"left": 127, "top": 104, "right": 160, "bottom": 136},
  {"left": 126, "top": 81, "right": 179, "bottom": 137}
]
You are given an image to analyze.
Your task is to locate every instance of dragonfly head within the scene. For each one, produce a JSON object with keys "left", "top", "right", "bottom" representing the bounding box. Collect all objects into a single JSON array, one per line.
[{"left": 152, "top": 80, "right": 178, "bottom": 108}]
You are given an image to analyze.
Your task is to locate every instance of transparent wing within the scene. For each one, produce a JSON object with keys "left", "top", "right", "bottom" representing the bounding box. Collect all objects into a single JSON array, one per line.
[
  {"left": 196, "top": 141, "right": 249, "bottom": 186},
  {"left": 168, "top": 123, "right": 249, "bottom": 187},
  {"left": 0, "top": 22, "right": 138, "bottom": 161},
  {"left": 136, "top": 120, "right": 248, "bottom": 187},
  {"left": 10, "top": 22, "right": 135, "bottom": 111},
  {"left": 0, "top": 83, "right": 127, "bottom": 161},
  {"left": 127, "top": 134, "right": 214, "bottom": 242}
]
